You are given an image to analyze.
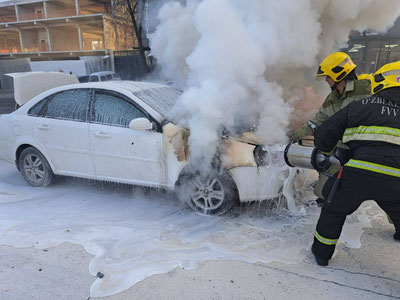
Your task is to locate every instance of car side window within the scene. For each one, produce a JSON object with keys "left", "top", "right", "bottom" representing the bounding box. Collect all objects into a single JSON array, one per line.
[
  {"left": 100, "top": 75, "right": 107, "bottom": 81},
  {"left": 43, "top": 89, "right": 90, "bottom": 122},
  {"left": 94, "top": 92, "right": 147, "bottom": 127},
  {"left": 28, "top": 99, "right": 47, "bottom": 116},
  {"left": 89, "top": 75, "right": 99, "bottom": 82},
  {"left": 106, "top": 74, "right": 113, "bottom": 80}
]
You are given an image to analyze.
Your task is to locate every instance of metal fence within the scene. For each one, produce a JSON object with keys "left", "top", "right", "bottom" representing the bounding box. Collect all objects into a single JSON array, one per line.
[{"left": 114, "top": 50, "right": 153, "bottom": 80}]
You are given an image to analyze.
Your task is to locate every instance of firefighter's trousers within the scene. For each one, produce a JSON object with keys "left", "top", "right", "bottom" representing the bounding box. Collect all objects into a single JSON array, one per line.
[
  {"left": 313, "top": 164, "right": 341, "bottom": 200},
  {"left": 313, "top": 167, "right": 400, "bottom": 260}
]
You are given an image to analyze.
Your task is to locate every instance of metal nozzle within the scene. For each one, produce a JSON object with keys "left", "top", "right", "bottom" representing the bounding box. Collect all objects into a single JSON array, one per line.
[{"left": 284, "top": 141, "right": 340, "bottom": 171}]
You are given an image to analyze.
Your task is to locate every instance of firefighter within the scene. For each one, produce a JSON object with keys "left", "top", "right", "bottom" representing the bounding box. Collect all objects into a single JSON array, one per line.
[
  {"left": 291, "top": 52, "right": 371, "bottom": 203},
  {"left": 311, "top": 61, "right": 400, "bottom": 266}
]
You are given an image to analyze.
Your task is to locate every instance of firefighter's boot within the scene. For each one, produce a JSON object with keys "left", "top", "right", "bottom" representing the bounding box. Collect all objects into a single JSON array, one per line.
[{"left": 311, "top": 244, "right": 329, "bottom": 266}]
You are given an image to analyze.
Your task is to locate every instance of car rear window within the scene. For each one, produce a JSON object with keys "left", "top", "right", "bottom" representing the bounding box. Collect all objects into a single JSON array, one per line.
[
  {"left": 132, "top": 87, "right": 181, "bottom": 117},
  {"left": 44, "top": 89, "right": 90, "bottom": 122},
  {"left": 79, "top": 76, "right": 89, "bottom": 83}
]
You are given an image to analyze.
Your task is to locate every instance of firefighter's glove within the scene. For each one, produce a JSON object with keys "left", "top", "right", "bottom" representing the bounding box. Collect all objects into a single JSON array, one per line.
[
  {"left": 289, "top": 132, "right": 300, "bottom": 142},
  {"left": 290, "top": 123, "right": 314, "bottom": 142},
  {"left": 334, "top": 147, "right": 352, "bottom": 166},
  {"left": 289, "top": 129, "right": 306, "bottom": 142},
  {"left": 321, "top": 149, "right": 334, "bottom": 156}
]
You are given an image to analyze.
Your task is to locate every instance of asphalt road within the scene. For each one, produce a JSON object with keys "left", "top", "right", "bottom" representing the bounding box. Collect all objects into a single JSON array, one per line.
[{"left": 0, "top": 203, "right": 399, "bottom": 299}]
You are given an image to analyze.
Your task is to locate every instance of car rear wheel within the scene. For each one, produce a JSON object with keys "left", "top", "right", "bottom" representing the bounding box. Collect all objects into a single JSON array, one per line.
[
  {"left": 177, "top": 171, "right": 238, "bottom": 215},
  {"left": 19, "top": 147, "right": 55, "bottom": 187}
]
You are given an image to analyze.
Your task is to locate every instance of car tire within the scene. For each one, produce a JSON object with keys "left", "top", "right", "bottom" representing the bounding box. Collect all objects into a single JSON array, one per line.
[
  {"left": 176, "top": 171, "right": 239, "bottom": 215},
  {"left": 19, "top": 147, "right": 55, "bottom": 187}
]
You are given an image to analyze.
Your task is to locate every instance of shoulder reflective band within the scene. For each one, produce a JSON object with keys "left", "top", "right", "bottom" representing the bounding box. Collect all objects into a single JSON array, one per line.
[
  {"left": 345, "top": 159, "right": 400, "bottom": 178},
  {"left": 343, "top": 125, "right": 400, "bottom": 145},
  {"left": 314, "top": 231, "right": 338, "bottom": 246}
]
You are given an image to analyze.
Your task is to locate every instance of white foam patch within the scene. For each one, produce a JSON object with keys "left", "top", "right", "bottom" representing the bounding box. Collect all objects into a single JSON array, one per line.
[
  {"left": 339, "top": 201, "right": 380, "bottom": 248},
  {"left": 0, "top": 160, "right": 375, "bottom": 297}
]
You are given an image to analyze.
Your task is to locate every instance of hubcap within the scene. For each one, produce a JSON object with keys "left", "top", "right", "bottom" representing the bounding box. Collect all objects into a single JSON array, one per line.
[
  {"left": 23, "top": 154, "right": 45, "bottom": 183},
  {"left": 190, "top": 176, "right": 225, "bottom": 210}
]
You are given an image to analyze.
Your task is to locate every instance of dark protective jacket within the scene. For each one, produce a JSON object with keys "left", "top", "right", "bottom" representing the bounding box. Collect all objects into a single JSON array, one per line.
[
  {"left": 293, "top": 79, "right": 371, "bottom": 140},
  {"left": 314, "top": 88, "right": 400, "bottom": 178}
]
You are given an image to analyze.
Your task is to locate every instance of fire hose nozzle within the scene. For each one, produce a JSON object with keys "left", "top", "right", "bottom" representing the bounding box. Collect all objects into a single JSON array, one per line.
[{"left": 284, "top": 141, "right": 340, "bottom": 172}]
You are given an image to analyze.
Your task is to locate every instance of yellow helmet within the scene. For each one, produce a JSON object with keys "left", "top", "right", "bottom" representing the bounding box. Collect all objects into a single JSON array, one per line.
[
  {"left": 371, "top": 61, "right": 400, "bottom": 94},
  {"left": 317, "top": 52, "right": 356, "bottom": 82},
  {"left": 358, "top": 73, "right": 373, "bottom": 81}
]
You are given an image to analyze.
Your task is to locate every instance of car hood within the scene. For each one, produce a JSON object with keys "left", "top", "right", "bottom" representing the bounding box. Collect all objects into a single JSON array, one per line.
[
  {"left": 163, "top": 122, "right": 262, "bottom": 169},
  {"left": 227, "top": 131, "right": 261, "bottom": 145}
]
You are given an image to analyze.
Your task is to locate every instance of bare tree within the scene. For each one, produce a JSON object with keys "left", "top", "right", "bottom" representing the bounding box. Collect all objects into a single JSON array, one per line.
[{"left": 114, "top": 0, "right": 150, "bottom": 72}]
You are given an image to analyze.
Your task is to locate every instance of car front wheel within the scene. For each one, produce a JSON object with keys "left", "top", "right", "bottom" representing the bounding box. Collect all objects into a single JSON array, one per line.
[
  {"left": 19, "top": 147, "right": 55, "bottom": 187},
  {"left": 177, "top": 171, "right": 238, "bottom": 215}
]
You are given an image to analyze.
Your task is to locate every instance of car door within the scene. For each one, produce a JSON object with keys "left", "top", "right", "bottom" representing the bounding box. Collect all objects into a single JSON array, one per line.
[
  {"left": 89, "top": 90, "right": 165, "bottom": 185},
  {"left": 33, "top": 89, "right": 95, "bottom": 177}
]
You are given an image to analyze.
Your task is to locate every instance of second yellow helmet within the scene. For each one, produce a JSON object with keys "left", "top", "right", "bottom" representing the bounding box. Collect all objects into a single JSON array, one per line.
[
  {"left": 317, "top": 52, "right": 356, "bottom": 82},
  {"left": 371, "top": 61, "right": 400, "bottom": 94}
]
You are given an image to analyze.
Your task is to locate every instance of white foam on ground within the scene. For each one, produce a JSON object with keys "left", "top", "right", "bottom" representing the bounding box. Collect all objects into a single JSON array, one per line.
[{"left": 0, "top": 160, "right": 375, "bottom": 297}]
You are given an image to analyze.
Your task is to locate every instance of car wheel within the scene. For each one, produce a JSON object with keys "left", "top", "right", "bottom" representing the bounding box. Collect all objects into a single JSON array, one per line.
[
  {"left": 19, "top": 147, "right": 55, "bottom": 187},
  {"left": 177, "top": 171, "right": 238, "bottom": 215}
]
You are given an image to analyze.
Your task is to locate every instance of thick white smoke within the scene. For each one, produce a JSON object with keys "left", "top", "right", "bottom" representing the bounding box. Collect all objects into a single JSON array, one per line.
[{"left": 150, "top": 0, "right": 400, "bottom": 170}]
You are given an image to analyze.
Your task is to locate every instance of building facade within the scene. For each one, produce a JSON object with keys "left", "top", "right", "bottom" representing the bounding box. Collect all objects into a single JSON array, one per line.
[
  {"left": 0, "top": 0, "right": 136, "bottom": 60},
  {"left": 346, "top": 17, "right": 400, "bottom": 74}
]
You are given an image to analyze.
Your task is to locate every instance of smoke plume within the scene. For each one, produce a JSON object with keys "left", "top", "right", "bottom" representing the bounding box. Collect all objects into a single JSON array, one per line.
[{"left": 150, "top": 0, "right": 400, "bottom": 170}]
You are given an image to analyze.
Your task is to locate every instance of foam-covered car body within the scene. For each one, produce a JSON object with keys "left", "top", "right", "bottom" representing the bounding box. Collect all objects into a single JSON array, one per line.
[{"left": 0, "top": 79, "right": 286, "bottom": 214}]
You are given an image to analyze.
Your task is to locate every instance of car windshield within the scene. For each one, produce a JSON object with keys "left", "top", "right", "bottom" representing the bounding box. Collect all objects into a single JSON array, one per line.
[{"left": 132, "top": 87, "right": 182, "bottom": 117}]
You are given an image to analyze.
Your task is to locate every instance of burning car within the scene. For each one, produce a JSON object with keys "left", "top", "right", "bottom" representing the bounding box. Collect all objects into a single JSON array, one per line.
[{"left": 0, "top": 75, "right": 286, "bottom": 215}]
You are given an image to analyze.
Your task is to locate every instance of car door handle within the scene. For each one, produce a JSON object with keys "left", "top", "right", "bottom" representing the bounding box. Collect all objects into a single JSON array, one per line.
[
  {"left": 37, "top": 124, "right": 50, "bottom": 130},
  {"left": 94, "top": 132, "right": 111, "bottom": 138}
]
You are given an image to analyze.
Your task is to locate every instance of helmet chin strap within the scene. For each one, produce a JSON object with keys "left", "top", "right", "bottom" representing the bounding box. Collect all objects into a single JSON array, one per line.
[
  {"left": 331, "top": 79, "right": 347, "bottom": 96},
  {"left": 330, "top": 81, "right": 339, "bottom": 91}
]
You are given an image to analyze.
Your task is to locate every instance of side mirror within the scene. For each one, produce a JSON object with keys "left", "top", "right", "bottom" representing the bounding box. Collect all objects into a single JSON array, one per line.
[{"left": 129, "top": 118, "right": 153, "bottom": 131}]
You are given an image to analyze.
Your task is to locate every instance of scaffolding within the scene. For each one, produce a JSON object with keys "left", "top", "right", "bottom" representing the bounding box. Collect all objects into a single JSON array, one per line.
[{"left": 0, "top": 0, "right": 135, "bottom": 60}]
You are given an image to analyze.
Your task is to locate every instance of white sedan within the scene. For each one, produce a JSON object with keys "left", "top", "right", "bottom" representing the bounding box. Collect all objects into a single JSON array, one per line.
[{"left": 0, "top": 80, "right": 286, "bottom": 215}]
